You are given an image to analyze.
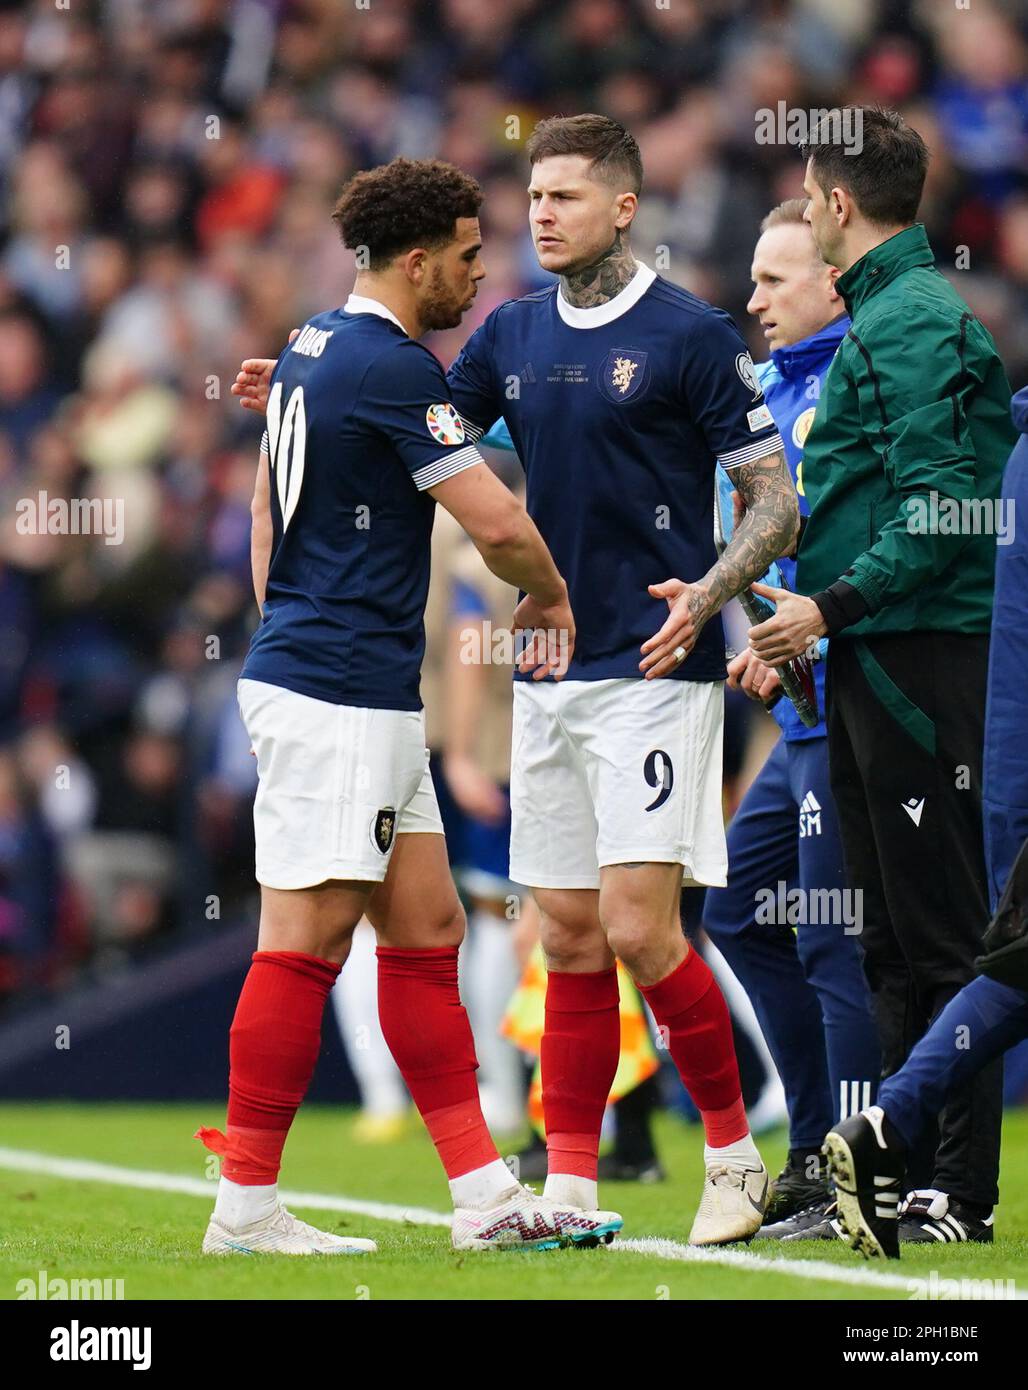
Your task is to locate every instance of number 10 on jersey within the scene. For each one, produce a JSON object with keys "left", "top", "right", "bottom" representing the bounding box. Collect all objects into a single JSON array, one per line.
[{"left": 267, "top": 383, "right": 307, "bottom": 531}]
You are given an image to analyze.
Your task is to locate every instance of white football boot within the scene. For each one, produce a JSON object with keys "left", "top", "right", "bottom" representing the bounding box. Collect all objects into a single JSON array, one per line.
[
  {"left": 452, "top": 1185, "right": 623, "bottom": 1252},
  {"left": 688, "top": 1158, "right": 770, "bottom": 1246},
  {"left": 202, "top": 1203, "right": 377, "bottom": 1255}
]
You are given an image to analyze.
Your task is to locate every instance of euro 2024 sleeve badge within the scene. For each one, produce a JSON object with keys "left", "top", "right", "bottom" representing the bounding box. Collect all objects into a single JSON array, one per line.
[{"left": 425, "top": 403, "right": 466, "bottom": 446}]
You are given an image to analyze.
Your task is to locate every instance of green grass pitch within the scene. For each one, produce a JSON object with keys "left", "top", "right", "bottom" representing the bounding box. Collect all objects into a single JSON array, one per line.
[{"left": 2, "top": 1102, "right": 1027, "bottom": 1301}]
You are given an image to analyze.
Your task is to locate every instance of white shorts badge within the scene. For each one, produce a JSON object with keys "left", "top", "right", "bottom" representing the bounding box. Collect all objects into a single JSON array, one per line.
[{"left": 372, "top": 807, "right": 396, "bottom": 854}]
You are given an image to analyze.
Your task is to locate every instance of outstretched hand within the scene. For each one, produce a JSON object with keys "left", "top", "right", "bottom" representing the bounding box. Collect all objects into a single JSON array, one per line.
[
  {"left": 639, "top": 578, "right": 711, "bottom": 679},
  {"left": 231, "top": 329, "right": 300, "bottom": 415}
]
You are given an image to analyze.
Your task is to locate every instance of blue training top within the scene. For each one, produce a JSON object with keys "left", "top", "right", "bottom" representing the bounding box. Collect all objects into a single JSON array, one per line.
[{"left": 749, "top": 314, "right": 849, "bottom": 740}]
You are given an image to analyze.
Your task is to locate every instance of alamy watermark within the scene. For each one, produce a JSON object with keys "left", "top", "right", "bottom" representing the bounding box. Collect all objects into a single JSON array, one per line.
[
  {"left": 16, "top": 491, "right": 124, "bottom": 546},
  {"left": 458, "top": 619, "right": 569, "bottom": 667},
  {"left": 754, "top": 881, "right": 863, "bottom": 934},
  {"left": 905, "top": 492, "right": 1014, "bottom": 545},
  {"left": 50, "top": 1319, "right": 150, "bottom": 1370},
  {"left": 754, "top": 104, "right": 863, "bottom": 155},
  {"left": 907, "top": 1271, "right": 1016, "bottom": 1301},
  {"left": 18, "top": 1271, "right": 124, "bottom": 1299}
]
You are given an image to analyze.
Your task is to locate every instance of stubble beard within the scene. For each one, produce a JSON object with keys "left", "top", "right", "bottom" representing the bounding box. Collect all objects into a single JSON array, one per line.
[{"left": 421, "top": 265, "right": 466, "bottom": 332}]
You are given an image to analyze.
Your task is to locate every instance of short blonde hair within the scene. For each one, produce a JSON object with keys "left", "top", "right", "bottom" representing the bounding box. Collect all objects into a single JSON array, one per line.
[{"left": 759, "top": 198, "right": 811, "bottom": 234}]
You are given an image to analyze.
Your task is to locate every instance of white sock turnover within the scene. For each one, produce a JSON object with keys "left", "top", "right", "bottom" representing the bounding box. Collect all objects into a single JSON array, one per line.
[
  {"left": 449, "top": 1158, "right": 519, "bottom": 1210},
  {"left": 213, "top": 1176, "right": 278, "bottom": 1230},
  {"left": 704, "top": 1132, "right": 762, "bottom": 1168},
  {"left": 543, "top": 1172, "right": 599, "bottom": 1211}
]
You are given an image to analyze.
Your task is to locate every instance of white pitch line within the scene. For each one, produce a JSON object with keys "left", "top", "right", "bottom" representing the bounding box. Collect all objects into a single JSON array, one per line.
[
  {"left": 1, "top": 1146, "right": 1018, "bottom": 1298},
  {"left": 0, "top": 1147, "right": 449, "bottom": 1229},
  {"left": 613, "top": 1237, "right": 983, "bottom": 1296}
]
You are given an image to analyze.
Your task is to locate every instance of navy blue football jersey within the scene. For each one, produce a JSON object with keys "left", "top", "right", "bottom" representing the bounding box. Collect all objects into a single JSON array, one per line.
[
  {"left": 447, "top": 265, "right": 783, "bottom": 682},
  {"left": 241, "top": 296, "right": 483, "bottom": 709}
]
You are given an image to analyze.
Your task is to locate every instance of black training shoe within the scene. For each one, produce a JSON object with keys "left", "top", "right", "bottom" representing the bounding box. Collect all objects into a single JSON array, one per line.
[
  {"left": 763, "top": 1151, "right": 831, "bottom": 1224},
  {"left": 779, "top": 1200, "right": 846, "bottom": 1241},
  {"left": 898, "top": 1190, "right": 995, "bottom": 1245},
  {"left": 823, "top": 1107, "right": 903, "bottom": 1260},
  {"left": 760, "top": 1196, "right": 838, "bottom": 1239},
  {"left": 597, "top": 1154, "right": 666, "bottom": 1183}
]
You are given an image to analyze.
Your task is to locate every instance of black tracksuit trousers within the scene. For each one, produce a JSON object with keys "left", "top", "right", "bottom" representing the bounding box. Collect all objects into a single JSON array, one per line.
[{"left": 825, "top": 631, "right": 1002, "bottom": 1207}]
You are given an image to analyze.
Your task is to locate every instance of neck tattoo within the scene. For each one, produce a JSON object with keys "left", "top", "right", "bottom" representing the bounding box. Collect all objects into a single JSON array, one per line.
[{"left": 560, "top": 232, "right": 637, "bottom": 308}]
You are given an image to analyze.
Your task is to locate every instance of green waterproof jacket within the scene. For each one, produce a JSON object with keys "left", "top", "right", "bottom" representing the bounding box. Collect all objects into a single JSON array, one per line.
[{"left": 796, "top": 223, "right": 1016, "bottom": 636}]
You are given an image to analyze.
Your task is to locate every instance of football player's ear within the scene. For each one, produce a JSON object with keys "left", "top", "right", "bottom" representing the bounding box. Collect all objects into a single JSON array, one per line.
[
  {"left": 614, "top": 192, "right": 637, "bottom": 231},
  {"left": 831, "top": 186, "right": 852, "bottom": 229},
  {"left": 404, "top": 247, "right": 428, "bottom": 285}
]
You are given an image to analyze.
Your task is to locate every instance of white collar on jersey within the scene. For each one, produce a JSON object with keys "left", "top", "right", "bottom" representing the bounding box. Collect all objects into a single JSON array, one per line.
[
  {"left": 343, "top": 292, "right": 409, "bottom": 335},
  {"left": 555, "top": 261, "right": 656, "bottom": 329}
]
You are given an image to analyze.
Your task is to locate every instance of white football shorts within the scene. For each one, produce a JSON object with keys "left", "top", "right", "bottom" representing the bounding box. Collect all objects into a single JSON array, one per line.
[
  {"left": 509, "top": 677, "right": 727, "bottom": 891},
  {"left": 238, "top": 678, "right": 443, "bottom": 890}
]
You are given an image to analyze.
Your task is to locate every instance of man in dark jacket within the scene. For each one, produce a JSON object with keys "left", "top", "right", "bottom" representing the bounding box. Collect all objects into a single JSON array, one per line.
[
  {"left": 750, "top": 106, "right": 1017, "bottom": 1242},
  {"left": 825, "top": 385, "right": 1028, "bottom": 1259}
]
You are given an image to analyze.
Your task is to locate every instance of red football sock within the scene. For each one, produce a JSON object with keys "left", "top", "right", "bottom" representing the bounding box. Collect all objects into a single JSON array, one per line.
[
  {"left": 376, "top": 945, "right": 499, "bottom": 1179},
  {"left": 542, "top": 967, "right": 620, "bottom": 1181},
  {"left": 638, "top": 948, "right": 748, "bottom": 1147},
  {"left": 195, "top": 950, "right": 340, "bottom": 1185}
]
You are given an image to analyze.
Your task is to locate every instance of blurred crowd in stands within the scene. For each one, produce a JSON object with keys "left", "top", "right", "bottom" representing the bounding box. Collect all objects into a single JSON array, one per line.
[{"left": 0, "top": 0, "right": 1025, "bottom": 1011}]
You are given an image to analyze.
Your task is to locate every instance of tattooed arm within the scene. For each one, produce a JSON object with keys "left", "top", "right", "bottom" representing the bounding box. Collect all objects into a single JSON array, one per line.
[
  {"left": 702, "top": 450, "right": 799, "bottom": 609},
  {"left": 639, "top": 448, "right": 799, "bottom": 679}
]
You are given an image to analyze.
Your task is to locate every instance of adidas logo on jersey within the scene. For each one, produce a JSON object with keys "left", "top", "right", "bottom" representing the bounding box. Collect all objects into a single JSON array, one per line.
[
  {"left": 291, "top": 325, "right": 334, "bottom": 358},
  {"left": 799, "top": 790, "right": 821, "bottom": 838}
]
